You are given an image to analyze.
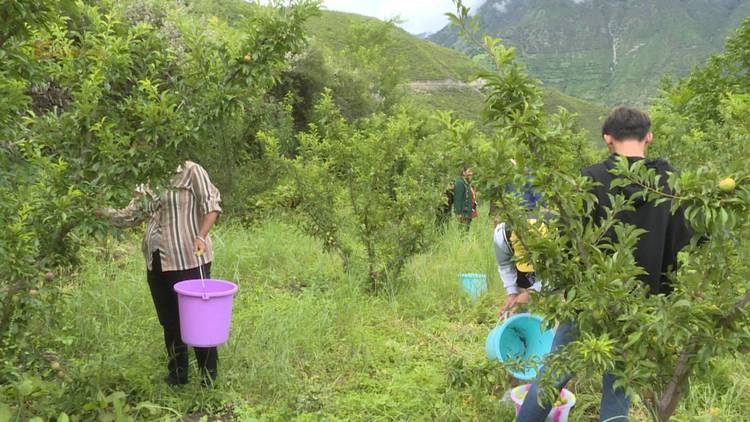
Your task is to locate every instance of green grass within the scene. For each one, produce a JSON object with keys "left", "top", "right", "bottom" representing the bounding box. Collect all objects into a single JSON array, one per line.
[
  {"left": 29, "top": 214, "right": 750, "bottom": 420},
  {"left": 50, "top": 217, "right": 510, "bottom": 420}
]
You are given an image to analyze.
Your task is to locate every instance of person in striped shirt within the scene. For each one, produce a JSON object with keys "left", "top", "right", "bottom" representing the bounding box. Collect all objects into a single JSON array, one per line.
[{"left": 100, "top": 161, "right": 222, "bottom": 386}]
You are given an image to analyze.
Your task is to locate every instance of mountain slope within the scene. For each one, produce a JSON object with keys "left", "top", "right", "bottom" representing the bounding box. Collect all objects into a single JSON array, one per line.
[
  {"left": 308, "top": 11, "right": 477, "bottom": 82},
  {"left": 430, "top": 0, "right": 750, "bottom": 105},
  {"left": 308, "top": 11, "right": 607, "bottom": 139}
]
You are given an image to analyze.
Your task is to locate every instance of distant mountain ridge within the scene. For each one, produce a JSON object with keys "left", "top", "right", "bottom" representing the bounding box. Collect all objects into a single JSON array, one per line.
[
  {"left": 308, "top": 11, "right": 607, "bottom": 140},
  {"left": 430, "top": 0, "right": 750, "bottom": 105}
]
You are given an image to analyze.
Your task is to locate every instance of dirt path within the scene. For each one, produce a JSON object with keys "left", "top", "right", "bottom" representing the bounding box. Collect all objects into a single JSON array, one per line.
[{"left": 408, "top": 79, "right": 485, "bottom": 92}]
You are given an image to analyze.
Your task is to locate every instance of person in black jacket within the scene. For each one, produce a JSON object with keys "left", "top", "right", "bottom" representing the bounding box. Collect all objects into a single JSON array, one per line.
[{"left": 516, "top": 107, "right": 693, "bottom": 422}]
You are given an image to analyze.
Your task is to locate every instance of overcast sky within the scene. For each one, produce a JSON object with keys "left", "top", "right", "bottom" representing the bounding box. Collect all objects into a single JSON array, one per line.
[{"left": 321, "top": 0, "right": 487, "bottom": 35}]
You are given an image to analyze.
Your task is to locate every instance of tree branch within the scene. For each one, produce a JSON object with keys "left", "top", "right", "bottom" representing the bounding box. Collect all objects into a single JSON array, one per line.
[
  {"left": 656, "top": 286, "right": 750, "bottom": 420},
  {"left": 0, "top": 279, "right": 30, "bottom": 335}
]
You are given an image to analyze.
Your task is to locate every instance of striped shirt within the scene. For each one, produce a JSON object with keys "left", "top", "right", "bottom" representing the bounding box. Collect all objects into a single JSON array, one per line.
[{"left": 105, "top": 161, "right": 222, "bottom": 271}]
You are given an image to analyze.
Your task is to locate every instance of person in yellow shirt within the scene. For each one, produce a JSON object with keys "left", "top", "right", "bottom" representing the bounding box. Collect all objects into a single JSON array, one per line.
[{"left": 494, "top": 218, "right": 546, "bottom": 319}]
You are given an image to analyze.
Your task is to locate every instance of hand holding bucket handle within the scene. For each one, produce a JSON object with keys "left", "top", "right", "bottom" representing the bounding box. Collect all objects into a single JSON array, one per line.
[
  {"left": 195, "top": 235, "right": 207, "bottom": 256},
  {"left": 195, "top": 249, "right": 209, "bottom": 300}
]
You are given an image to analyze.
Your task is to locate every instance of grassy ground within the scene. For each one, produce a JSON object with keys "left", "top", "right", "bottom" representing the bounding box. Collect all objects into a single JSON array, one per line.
[{"left": 47, "top": 213, "right": 750, "bottom": 420}]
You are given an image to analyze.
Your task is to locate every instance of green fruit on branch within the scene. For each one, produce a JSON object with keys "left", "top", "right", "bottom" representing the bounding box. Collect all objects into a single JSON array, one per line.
[{"left": 719, "top": 177, "right": 736, "bottom": 192}]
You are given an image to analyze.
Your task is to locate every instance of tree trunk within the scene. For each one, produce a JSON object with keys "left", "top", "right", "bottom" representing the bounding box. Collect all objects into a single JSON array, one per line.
[
  {"left": 655, "top": 287, "right": 750, "bottom": 420},
  {"left": 655, "top": 349, "right": 692, "bottom": 421}
]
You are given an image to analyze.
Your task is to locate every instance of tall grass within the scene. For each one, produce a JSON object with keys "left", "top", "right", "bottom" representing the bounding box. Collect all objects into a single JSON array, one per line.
[{"left": 50, "top": 215, "right": 750, "bottom": 421}]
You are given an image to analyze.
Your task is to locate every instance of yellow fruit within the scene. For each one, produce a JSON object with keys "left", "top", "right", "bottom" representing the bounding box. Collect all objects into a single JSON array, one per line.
[
  {"left": 719, "top": 177, "right": 736, "bottom": 192},
  {"left": 29, "top": 289, "right": 39, "bottom": 296},
  {"left": 57, "top": 370, "right": 65, "bottom": 379},
  {"left": 243, "top": 53, "right": 252, "bottom": 62},
  {"left": 51, "top": 361, "right": 61, "bottom": 370}
]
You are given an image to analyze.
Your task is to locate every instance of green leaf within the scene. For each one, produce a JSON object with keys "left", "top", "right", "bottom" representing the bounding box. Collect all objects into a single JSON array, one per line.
[
  {"left": 0, "top": 403, "right": 11, "bottom": 421},
  {"left": 719, "top": 207, "right": 728, "bottom": 225},
  {"left": 674, "top": 300, "right": 691, "bottom": 308},
  {"left": 17, "top": 379, "right": 33, "bottom": 397}
]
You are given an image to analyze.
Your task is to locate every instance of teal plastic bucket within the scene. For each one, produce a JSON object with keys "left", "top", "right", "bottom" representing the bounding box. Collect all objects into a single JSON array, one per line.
[
  {"left": 486, "top": 313, "right": 556, "bottom": 380},
  {"left": 459, "top": 273, "right": 487, "bottom": 299}
]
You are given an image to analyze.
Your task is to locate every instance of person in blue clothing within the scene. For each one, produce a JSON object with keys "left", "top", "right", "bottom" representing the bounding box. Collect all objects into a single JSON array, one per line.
[
  {"left": 516, "top": 107, "right": 693, "bottom": 422},
  {"left": 505, "top": 167, "right": 543, "bottom": 211}
]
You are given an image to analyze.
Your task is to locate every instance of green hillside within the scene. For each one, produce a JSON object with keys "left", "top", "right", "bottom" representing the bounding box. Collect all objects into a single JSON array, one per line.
[
  {"left": 308, "top": 11, "right": 607, "bottom": 141},
  {"left": 308, "top": 11, "right": 477, "bottom": 82},
  {"left": 406, "top": 86, "right": 606, "bottom": 142},
  {"left": 430, "top": 0, "right": 750, "bottom": 106}
]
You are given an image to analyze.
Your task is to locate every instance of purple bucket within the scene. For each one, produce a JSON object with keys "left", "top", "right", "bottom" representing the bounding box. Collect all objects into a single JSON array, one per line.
[{"left": 174, "top": 279, "right": 238, "bottom": 347}]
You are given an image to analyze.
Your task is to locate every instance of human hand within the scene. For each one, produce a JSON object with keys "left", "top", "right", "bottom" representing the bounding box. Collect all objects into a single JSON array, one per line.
[
  {"left": 515, "top": 290, "right": 531, "bottom": 305},
  {"left": 498, "top": 294, "right": 519, "bottom": 320},
  {"left": 194, "top": 236, "right": 207, "bottom": 257},
  {"left": 498, "top": 291, "right": 532, "bottom": 320}
]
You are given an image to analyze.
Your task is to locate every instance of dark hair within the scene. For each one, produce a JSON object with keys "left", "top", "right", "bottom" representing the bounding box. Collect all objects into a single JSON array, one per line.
[{"left": 601, "top": 107, "right": 651, "bottom": 141}]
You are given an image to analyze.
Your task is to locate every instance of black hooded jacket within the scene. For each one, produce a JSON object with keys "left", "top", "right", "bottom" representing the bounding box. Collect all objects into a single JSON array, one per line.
[{"left": 582, "top": 154, "right": 693, "bottom": 295}]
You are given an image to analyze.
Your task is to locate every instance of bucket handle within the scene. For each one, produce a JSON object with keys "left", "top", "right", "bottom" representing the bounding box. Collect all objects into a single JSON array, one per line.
[{"left": 196, "top": 250, "right": 209, "bottom": 300}]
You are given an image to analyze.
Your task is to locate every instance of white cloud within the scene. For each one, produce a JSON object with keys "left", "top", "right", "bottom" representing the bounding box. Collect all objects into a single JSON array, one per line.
[
  {"left": 321, "top": 0, "right": 488, "bottom": 34},
  {"left": 492, "top": 0, "right": 511, "bottom": 13}
]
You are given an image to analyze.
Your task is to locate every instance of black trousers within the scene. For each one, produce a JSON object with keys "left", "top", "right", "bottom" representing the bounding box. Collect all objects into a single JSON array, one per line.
[{"left": 147, "top": 251, "right": 217, "bottom": 381}]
